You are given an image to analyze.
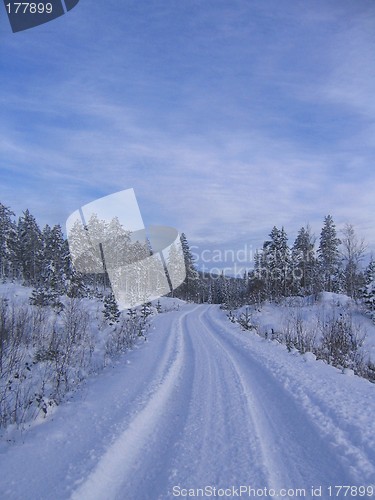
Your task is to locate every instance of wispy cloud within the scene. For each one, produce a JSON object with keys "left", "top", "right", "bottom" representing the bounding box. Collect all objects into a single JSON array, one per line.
[{"left": 1, "top": 0, "right": 375, "bottom": 259}]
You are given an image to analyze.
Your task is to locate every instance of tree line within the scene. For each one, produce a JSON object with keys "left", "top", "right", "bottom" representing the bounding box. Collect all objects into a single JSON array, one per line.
[
  {"left": 172, "top": 215, "right": 375, "bottom": 321},
  {"left": 0, "top": 202, "right": 199, "bottom": 310},
  {"left": 250, "top": 216, "right": 367, "bottom": 302},
  {"left": 1, "top": 203, "right": 374, "bottom": 321},
  {"left": 0, "top": 203, "right": 87, "bottom": 308}
]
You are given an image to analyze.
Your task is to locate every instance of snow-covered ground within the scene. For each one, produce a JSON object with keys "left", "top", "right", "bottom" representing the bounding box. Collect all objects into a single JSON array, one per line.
[
  {"left": 234, "top": 292, "right": 375, "bottom": 364},
  {"left": 0, "top": 303, "right": 374, "bottom": 499},
  {"left": 0, "top": 283, "right": 185, "bottom": 431}
]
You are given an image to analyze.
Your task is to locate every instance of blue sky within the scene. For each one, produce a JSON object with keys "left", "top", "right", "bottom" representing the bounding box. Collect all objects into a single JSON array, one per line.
[{"left": 1, "top": 0, "right": 375, "bottom": 271}]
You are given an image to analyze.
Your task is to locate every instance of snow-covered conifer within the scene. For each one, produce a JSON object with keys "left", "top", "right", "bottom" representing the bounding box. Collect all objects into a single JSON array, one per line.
[
  {"left": 17, "top": 209, "right": 43, "bottom": 285},
  {"left": 363, "top": 258, "right": 375, "bottom": 320},
  {"left": 340, "top": 223, "right": 366, "bottom": 299},
  {"left": 291, "top": 225, "right": 317, "bottom": 296},
  {"left": 262, "top": 226, "right": 291, "bottom": 300},
  {"left": 103, "top": 292, "right": 120, "bottom": 325},
  {"left": 0, "top": 203, "right": 18, "bottom": 280},
  {"left": 179, "top": 233, "right": 199, "bottom": 301},
  {"left": 318, "top": 215, "right": 341, "bottom": 293}
]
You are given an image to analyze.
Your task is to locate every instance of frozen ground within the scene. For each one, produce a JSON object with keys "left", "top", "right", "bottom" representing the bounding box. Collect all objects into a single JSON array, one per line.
[
  {"left": 0, "top": 304, "right": 374, "bottom": 499},
  {"left": 235, "top": 292, "right": 375, "bottom": 363}
]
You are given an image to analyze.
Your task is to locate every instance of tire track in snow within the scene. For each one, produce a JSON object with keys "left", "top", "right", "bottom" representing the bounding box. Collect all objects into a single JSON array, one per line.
[
  {"left": 202, "top": 305, "right": 371, "bottom": 489},
  {"left": 63, "top": 304, "right": 375, "bottom": 498},
  {"left": 164, "top": 306, "right": 270, "bottom": 489},
  {"left": 195, "top": 306, "right": 291, "bottom": 491},
  {"left": 70, "top": 306, "right": 199, "bottom": 500}
]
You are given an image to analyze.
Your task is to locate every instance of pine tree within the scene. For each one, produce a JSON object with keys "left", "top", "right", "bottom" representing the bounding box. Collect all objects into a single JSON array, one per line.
[
  {"left": 29, "top": 224, "right": 67, "bottom": 310},
  {"left": 61, "top": 230, "right": 87, "bottom": 298},
  {"left": 41, "top": 224, "right": 67, "bottom": 293},
  {"left": 318, "top": 215, "right": 342, "bottom": 293},
  {"left": 179, "top": 233, "right": 199, "bottom": 302},
  {"left": 278, "top": 227, "right": 291, "bottom": 297},
  {"left": 17, "top": 209, "right": 43, "bottom": 285},
  {"left": 67, "top": 214, "right": 108, "bottom": 292},
  {"left": 263, "top": 226, "right": 291, "bottom": 300},
  {"left": 207, "top": 283, "right": 213, "bottom": 304},
  {"left": 105, "top": 216, "right": 132, "bottom": 270},
  {"left": 103, "top": 292, "right": 120, "bottom": 325},
  {"left": 167, "top": 242, "right": 186, "bottom": 296},
  {"left": 29, "top": 283, "right": 63, "bottom": 310},
  {"left": 249, "top": 250, "right": 268, "bottom": 303},
  {"left": 291, "top": 225, "right": 317, "bottom": 296},
  {"left": 340, "top": 223, "right": 366, "bottom": 299},
  {"left": 0, "top": 203, "right": 17, "bottom": 280},
  {"left": 216, "top": 271, "right": 229, "bottom": 306},
  {"left": 363, "top": 258, "right": 375, "bottom": 320},
  {"left": 140, "top": 301, "right": 153, "bottom": 321}
]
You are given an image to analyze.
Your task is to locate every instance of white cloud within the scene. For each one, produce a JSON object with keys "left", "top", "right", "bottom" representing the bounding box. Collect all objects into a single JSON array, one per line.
[{"left": 1, "top": 0, "right": 375, "bottom": 258}]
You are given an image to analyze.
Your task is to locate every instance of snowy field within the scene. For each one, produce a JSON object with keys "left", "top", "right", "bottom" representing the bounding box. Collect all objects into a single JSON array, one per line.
[
  {"left": 0, "top": 302, "right": 374, "bottom": 499},
  {"left": 232, "top": 292, "right": 375, "bottom": 366}
]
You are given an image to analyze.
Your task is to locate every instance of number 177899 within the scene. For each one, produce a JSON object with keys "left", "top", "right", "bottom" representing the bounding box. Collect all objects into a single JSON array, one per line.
[{"left": 6, "top": 3, "right": 53, "bottom": 14}]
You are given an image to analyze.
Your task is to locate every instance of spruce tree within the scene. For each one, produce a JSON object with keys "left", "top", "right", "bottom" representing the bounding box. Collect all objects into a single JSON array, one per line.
[
  {"left": 17, "top": 209, "right": 43, "bottom": 285},
  {"left": 0, "top": 203, "right": 17, "bottom": 280},
  {"left": 41, "top": 224, "right": 67, "bottom": 293},
  {"left": 318, "top": 215, "right": 342, "bottom": 293},
  {"left": 291, "top": 225, "right": 317, "bottom": 296},
  {"left": 103, "top": 292, "right": 120, "bottom": 325},
  {"left": 340, "top": 223, "right": 366, "bottom": 299},
  {"left": 249, "top": 250, "right": 268, "bottom": 302},
  {"left": 363, "top": 258, "right": 375, "bottom": 320},
  {"left": 28, "top": 224, "right": 65, "bottom": 310},
  {"left": 179, "top": 233, "right": 199, "bottom": 302},
  {"left": 263, "top": 226, "right": 291, "bottom": 300},
  {"left": 141, "top": 301, "right": 152, "bottom": 321},
  {"left": 167, "top": 242, "right": 185, "bottom": 295}
]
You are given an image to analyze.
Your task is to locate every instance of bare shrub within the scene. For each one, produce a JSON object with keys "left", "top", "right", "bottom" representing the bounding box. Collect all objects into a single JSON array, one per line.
[
  {"left": 282, "top": 313, "right": 317, "bottom": 354},
  {"left": 226, "top": 301, "right": 372, "bottom": 382},
  {"left": 1, "top": 293, "right": 152, "bottom": 432},
  {"left": 105, "top": 309, "right": 147, "bottom": 360},
  {"left": 237, "top": 308, "right": 257, "bottom": 331},
  {"left": 317, "top": 313, "right": 366, "bottom": 373}
]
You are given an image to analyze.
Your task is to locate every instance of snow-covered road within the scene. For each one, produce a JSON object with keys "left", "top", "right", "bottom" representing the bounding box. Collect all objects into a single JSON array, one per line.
[{"left": 1, "top": 304, "right": 374, "bottom": 499}]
